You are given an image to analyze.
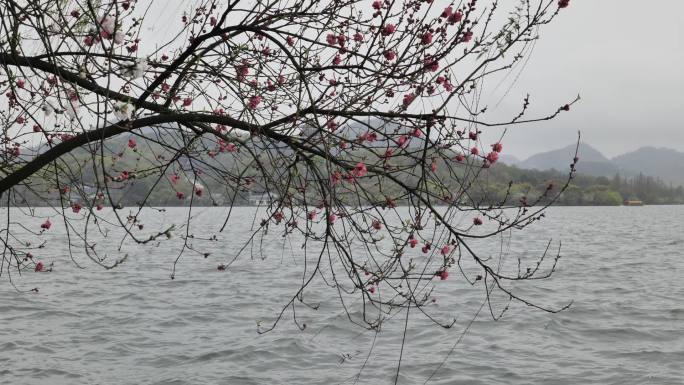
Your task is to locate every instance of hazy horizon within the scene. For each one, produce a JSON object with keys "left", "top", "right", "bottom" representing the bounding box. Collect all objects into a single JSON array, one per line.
[{"left": 479, "top": 0, "right": 684, "bottom": 159}]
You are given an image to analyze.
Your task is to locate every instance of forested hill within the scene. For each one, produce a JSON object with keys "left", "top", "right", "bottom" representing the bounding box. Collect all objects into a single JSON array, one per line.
[
  {"left": 8, "top": 138, "right": 684, "bottom": 207},
  {"left": 510, "top": 143, "right": 684, "bottom": 187}
]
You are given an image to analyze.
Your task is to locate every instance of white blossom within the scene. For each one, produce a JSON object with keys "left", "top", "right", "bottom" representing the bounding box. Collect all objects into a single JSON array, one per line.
[
  {"left": 123, "top": 59, "right": 148, "bottom": 79},
  {"left": 113, "top": 102, "right": 133, "bottom": 121},
  {"left": 114, "top": 31, "right": 125, "bottom": 44},
  {"left": 64, "top": 100, "right": 79, "bottom": 119},
  {"left": 100, "top": 16, "right": 115, "bottom": 35}
]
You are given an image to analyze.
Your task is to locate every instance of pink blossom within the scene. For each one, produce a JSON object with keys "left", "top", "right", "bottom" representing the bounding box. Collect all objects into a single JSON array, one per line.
[
  {"left": 397, "top": 135, "right": 409, "bottom": 148},
  {"left": 128, "top": 138, "right": 137, "bottom": 149},
  {"left": 336, "top": 34, "right": 346, "bottom": 46},
  {"left": 16, "top": 79, "right": 25, "bottom": 88},
  {"left": 470, "top": 147, "right": 479, "bottom": 155},
  {"left": 194, "top": 187, "right": 203, "bottom": 197},
  {"left": 439, "top": 270, "right": 449, "bottom": 280},
  {"left": 352, "top": 162, "right": 368, "bottom": 178},
  {"left": 558, "top": 0, "right": 570, "bottom": 8},
  {"left": 473, "top": 217, "right": 483, "bottom": 226},
  {"left": 273, "top": 211, "right": 284, "bottom": 224},
  {"left": 326, "top": 33, "right": 337, "bottom": 45},
  {"left": 462, "top": 30, "right": 474, "bottom": 43},
  {"left": 440, "top": 245, "right": 450, "bottom": 256},
  {"left": 236, "top": 63, "right": 249, "bottom": 81},
  {"left": 424, "top": 57, "right": 439, "bottom": 72},
  {"left": 286, "top": 36, "right": 295, "bottom": 46},
  {"left": 421, "top": 31, "right": 433, "bottom": 45},
  {"left": 441, "top": 6, "right": 453, "bottom": 18},
  {"left": 454, "top": 154, "right": 465, "bottom": 162},
  {"left": 381, "top": 24, "right": 396, "bottom": 36},
  {"left": 248, "top": 95, "right": 262, "bottom": 109},
  {"left": 225, "top": 142, "right": 237, "bottom": 153},
  {"left": 469, "top": 131, "right": 478, "bottom": 140},
  {"left": 448, "top": 11, "right": 463, "bottom": 24},
  {"left": 170, "top": 173, "right": 180, "bottom": 184},
  {"left": 372, "top": 0, "right": 382, "bottom": 10},
  {"left": 331, "top": 171, "right": 342, "bottom": 185},
  {"left": 72, "top": 203, "right": 82, "bottom": 214},
  {"left": 182, "top": 98, "right": 192, "bottom": 107},
  {"left": 40, "top": 219, "right": 52, "bottom": 230},
  {"left": 353, "top": 32, "right": 364, "bottom": 42},
  {"left": 383, "top": 50, "right": 396, "bottom": 61},
  {"left": 327, "top": 120, "right": 339, "bottom": 131},
  {"left": 402, "top": 93, "right": 416, "bottom": 108},
  {"left": 332, "top": 54, "right": 342, "bottom": 65},
  {"left": 409, "top": 237, "right": 418, "bottom": 248},
  {"left": 372, "top": 220, "right": 382, "bottom": 230},
  {"left": 491, "top": 142, "right": 503, "bottom": 153},
  {"left": 35, "top": 262, "right": 45, "bottom": 272},
  {"left": 328, "top": 213, "right": 337, "bottom": 224},
  {"left": 486, "top": 151, "right": 499, "bottom": 164},
  {"left": 176, "top": 191, "right": 185, "bottom": 199}
]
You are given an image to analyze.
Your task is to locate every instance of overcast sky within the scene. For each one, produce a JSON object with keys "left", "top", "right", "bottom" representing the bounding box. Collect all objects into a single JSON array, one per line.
[
  {"left": 138, "top": 1, "right": 682, "bottom": 160},
  {"left": 482, "top": 0, "right": 684, "bottom": 159}
]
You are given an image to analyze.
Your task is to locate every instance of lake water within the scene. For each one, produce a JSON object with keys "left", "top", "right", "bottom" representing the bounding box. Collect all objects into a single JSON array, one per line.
[{"left": 1, "top": 206, "right": 683, "bottom": 384}]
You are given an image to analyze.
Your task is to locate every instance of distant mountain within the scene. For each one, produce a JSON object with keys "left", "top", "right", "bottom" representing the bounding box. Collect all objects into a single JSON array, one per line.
[
  {"left": 612, "top": 147, "right": 684, "bottom": 187},
  {"left": 498, "top": 154, "right": 521, "bottom": 165},
  {"left": 518, "top": 142, "right": 619, "bottom": 177},
  {"left": 511, "top": 143, "right": 684, "bottom": 187}
]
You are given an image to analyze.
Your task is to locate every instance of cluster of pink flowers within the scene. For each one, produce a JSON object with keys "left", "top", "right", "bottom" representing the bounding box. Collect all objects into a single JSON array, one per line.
[
  {"left": 383, "top": 50, "right": 396, "bottom": 61},
  {"left": 352, "top": 162, "right": 368, "bottom": 178},
  {"left": 421, "top": 31, "right": 433, "bottom": 45},
  {"left": 71, "top": 203, "right": 82, "bottom": 214},
  {"left": 442, "top": 6, "right": 463, "bottom": 25},
  {"left": 402, "top": 93, "right": 416, "bottom": 108},
  {"left": 325, "top": 33, "right": 346, "bottom": 47},
  {"left": 247, "top": 95, "right": 262, "bottom": 109},
  {"left": 381, "top": 24, "right": 396, "bottom": 36}
]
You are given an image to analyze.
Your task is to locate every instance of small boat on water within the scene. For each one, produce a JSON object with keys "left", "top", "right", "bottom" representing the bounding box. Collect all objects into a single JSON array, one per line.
[{"left": 623, "top": 200, "right": 644, "bottom": 206}]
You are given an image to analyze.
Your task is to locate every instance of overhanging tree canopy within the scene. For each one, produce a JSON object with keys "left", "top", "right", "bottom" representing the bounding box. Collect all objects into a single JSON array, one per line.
[{"left": 1, "top": 0, "right": 577, "bottom": 333}]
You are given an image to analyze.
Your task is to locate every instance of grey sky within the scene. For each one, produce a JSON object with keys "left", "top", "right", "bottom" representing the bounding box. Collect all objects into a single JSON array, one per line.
[
  {"left": 137, "top": 1, "right": 683, "bottom": 160},
  {"left": 482, "top": 0, "right": 684, "bottom": 159}
]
